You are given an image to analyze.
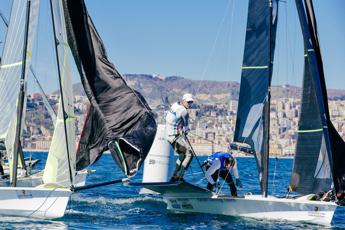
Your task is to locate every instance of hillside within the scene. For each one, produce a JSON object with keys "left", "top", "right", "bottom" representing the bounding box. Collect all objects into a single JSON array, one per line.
[{"left": 65, "top": 74, "right": 345, "bottom": 106}]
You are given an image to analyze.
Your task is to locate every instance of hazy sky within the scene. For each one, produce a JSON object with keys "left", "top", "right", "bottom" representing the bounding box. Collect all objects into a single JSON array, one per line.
[{"left": 0, "top": 0, "right": 344, "bottom": 92}]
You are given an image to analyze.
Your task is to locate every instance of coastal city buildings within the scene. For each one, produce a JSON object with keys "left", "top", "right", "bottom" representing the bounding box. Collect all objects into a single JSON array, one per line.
[{"left": 24, "top": 92, "right": 345, "bottom": 158}]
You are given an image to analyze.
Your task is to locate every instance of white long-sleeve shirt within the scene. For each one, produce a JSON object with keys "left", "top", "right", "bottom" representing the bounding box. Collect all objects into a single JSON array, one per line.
[
  {"left": 165, "top": 102, "right": 189, "bottom": 142},
  {"left": 205, "top": 158, "right": 239, "bottom": 185}
]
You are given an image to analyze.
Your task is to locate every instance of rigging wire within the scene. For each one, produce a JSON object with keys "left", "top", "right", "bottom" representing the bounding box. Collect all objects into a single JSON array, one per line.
[
  {"left": 225, "top": 0, "right": 236, "bottom": 79},
  {"left": 0, "top": 8, "right": 9, "bottom": 27},
  {"left": 184, "top": 1, "right": 236, "bottom": 179},
  {"left": 195, "top": 0, "right": 234, "bottom": 95}
]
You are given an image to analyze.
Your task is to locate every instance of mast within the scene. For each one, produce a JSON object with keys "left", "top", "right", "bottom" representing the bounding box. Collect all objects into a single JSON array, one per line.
[
  {"left": 11, "top": 0, "right": 31, "bottom": 186},
  {"left": 49, "top": 0, "right": 73, "bottom": 186},
  {"left": 262, "top": 0, "right": 275, "bottom": 198}
]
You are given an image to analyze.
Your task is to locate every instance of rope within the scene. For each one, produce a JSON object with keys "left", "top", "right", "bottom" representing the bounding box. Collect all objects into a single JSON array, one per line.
[
  {"left": 26, "top": 187, "right": 59, "bottom": 217},
  {"left": 216, "top": 169, "right": 231, "bottom": 196},
  {"left": 182, "top": 133, "right": 205, "bottom": 177}
]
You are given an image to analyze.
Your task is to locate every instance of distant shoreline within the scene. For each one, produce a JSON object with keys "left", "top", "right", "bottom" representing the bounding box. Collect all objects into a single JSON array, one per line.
[{"left": 23, "top": 149, "right": 293, "bottom": 159}]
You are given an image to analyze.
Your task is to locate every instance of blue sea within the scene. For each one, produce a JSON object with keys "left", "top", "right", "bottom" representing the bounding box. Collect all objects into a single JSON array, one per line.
[{"left": 1, "top": 152, "right": 344, "bottom": 229}]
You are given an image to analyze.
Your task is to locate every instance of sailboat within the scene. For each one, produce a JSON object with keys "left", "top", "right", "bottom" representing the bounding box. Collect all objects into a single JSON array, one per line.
[
  {"left": 0, "top": 0, "right": 157, "bottom": 219},
  {"left": 142, "top": 0, "right": 343, "bottom": 225},
  {"left": 0, "top": 0, "right": 73, "bottom": 218}
]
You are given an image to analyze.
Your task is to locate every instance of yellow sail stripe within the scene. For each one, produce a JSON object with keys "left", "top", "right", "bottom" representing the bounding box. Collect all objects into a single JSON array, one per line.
[
  {"left": 0, "top": 51, "right": 32, "bottom": 69},
  {"left": 241, "top": 65, "right": 269, "bottom": 69},
  {"left": 296, "top": 128, "right": 323, "bottom": 133},
  {"left": 0, "top": 61, "right": 23, "bottom": 69}
]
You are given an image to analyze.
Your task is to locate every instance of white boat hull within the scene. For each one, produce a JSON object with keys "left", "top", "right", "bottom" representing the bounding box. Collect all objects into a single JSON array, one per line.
[
  {"left": 0, "top": 187, "right": 71, "bottom": 219},
  {"left": 144, "top": 181, "right": 337, "bottom": 225},
  {"left": 165, "top": 194, "right": 336, "bottom": 225}
]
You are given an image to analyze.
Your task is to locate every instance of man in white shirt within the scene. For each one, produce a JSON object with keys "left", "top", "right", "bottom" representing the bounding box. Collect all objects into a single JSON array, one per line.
[
  {"left": 166, "top": 93, "right": 194, "bottom": 181},
  {"left": 205, "top": 152, "right": 242, "bottom": 196}
]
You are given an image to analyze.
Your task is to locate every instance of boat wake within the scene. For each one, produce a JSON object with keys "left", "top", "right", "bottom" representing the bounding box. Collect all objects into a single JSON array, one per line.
[{"left": 70, "top": 194, "right": 164, "bottom": 206}]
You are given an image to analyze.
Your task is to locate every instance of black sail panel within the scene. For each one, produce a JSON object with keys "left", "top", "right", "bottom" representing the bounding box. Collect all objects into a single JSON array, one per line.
[
  {"left": 292, "top": 0, "right": 345, "bottom": 195},
  {"left": 233, "top": 0, "right": 278, "bottom": 193},
  {"left": 63, "top": 0, "right": 157, "bottom": 177},
  {"left": 290, "top": 57, "right": 332, "bottom": 194}
]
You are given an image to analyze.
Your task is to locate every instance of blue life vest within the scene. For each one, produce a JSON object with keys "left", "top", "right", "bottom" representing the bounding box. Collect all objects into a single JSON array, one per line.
[{"left": 207, "top": 152, "right": 234, "bottom": 170}]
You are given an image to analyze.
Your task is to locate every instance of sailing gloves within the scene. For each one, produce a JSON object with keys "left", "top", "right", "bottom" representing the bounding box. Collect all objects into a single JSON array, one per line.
[
  {"left": 183, "top": 127, "right": 190, "bottom": 135},
  {"left": 236, "top": 178, "right": 243, "bottom": 188}
]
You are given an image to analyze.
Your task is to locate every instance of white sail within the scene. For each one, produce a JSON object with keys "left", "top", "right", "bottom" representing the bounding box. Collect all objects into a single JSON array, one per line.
[
  {"left": 43, "top": 0, "right": 76, "bottom": 187},
  {"left": 0, "top": 0, "right": 40, "bottom": 180}
]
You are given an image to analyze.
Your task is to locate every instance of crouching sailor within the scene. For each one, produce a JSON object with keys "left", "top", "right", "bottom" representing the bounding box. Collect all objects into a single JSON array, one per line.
[
  {"left": 205, "top": 152, "right": 242, "bottom": 196},
  {"left": 166, "top": 93, "right": 194, "bottom": 181}
]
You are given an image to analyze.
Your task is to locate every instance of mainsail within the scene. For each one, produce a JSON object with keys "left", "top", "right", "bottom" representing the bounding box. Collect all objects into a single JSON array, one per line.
[
  {"left": 43, "top": 0, "right": 76, "bottom": 187},
  {"left": 291, "top": 0, "right": 345, "bottom": 195},
  {"left": 0, "top": 0, "right": 40, "bottom": 182},
  {"left": 233, "top": 0, "right": 278, "bottom": 194},
  {"left": 62, "top": 0, "right": 157, "bottom": 177}
]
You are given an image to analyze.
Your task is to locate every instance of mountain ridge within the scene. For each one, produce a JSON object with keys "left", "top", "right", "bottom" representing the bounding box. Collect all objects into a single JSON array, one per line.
[{"left": 56, "top": 74, "right": 345, "bottom": 106}]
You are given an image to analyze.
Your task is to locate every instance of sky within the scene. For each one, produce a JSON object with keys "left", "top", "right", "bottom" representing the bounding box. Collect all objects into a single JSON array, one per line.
[{"left": 0, "top": 0, "right": 344, "bottom": 93}]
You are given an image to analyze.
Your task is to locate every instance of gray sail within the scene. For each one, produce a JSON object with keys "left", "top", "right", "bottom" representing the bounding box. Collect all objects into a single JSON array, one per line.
[{"left": 233, "top": 0, "right": 278, "bottom": 194}]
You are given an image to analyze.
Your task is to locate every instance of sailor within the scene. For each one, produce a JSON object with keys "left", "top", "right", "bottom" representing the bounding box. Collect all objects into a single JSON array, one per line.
[
  {"left": 205, "top": 152, "right": 242, "bottom": 196},
  {"left": 166, "top": 93, "right": 194, "bottom": 181}
]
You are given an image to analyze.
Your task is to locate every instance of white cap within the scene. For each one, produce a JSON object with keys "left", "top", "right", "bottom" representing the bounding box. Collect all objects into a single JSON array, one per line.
[{"left": 182, "top": 93, "right": 194, "bottom": 102}]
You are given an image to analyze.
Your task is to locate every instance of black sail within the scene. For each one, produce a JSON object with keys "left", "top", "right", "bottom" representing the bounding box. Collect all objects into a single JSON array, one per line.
[
  {"left": 292, "top": 0, "right": 345, "bottom": 195},
  {"left": 233, "top": 0, "right": 278, "bottom": 194},
  {"left": 62, "top": 0, "right": 157, "bottom": 177},
  {"left": 290, "top": 56, "right": 332, "bottom": 194}
]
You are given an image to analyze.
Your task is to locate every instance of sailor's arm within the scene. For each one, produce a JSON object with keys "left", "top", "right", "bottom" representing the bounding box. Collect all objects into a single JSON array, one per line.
[
  {"left": 205, "top": 159, "right": 221, "bottom": 185},
  {"left": 231, "top": 162, "right": 240, "bottom": 179},
  {"left": 231, "top": 161, "right": 243, "bottom": 188}
]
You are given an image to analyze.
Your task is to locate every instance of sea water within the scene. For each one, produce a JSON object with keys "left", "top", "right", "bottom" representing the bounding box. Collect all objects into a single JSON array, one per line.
[{"left": 0, "top": 152, "right": 344, "bottom": 229}]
